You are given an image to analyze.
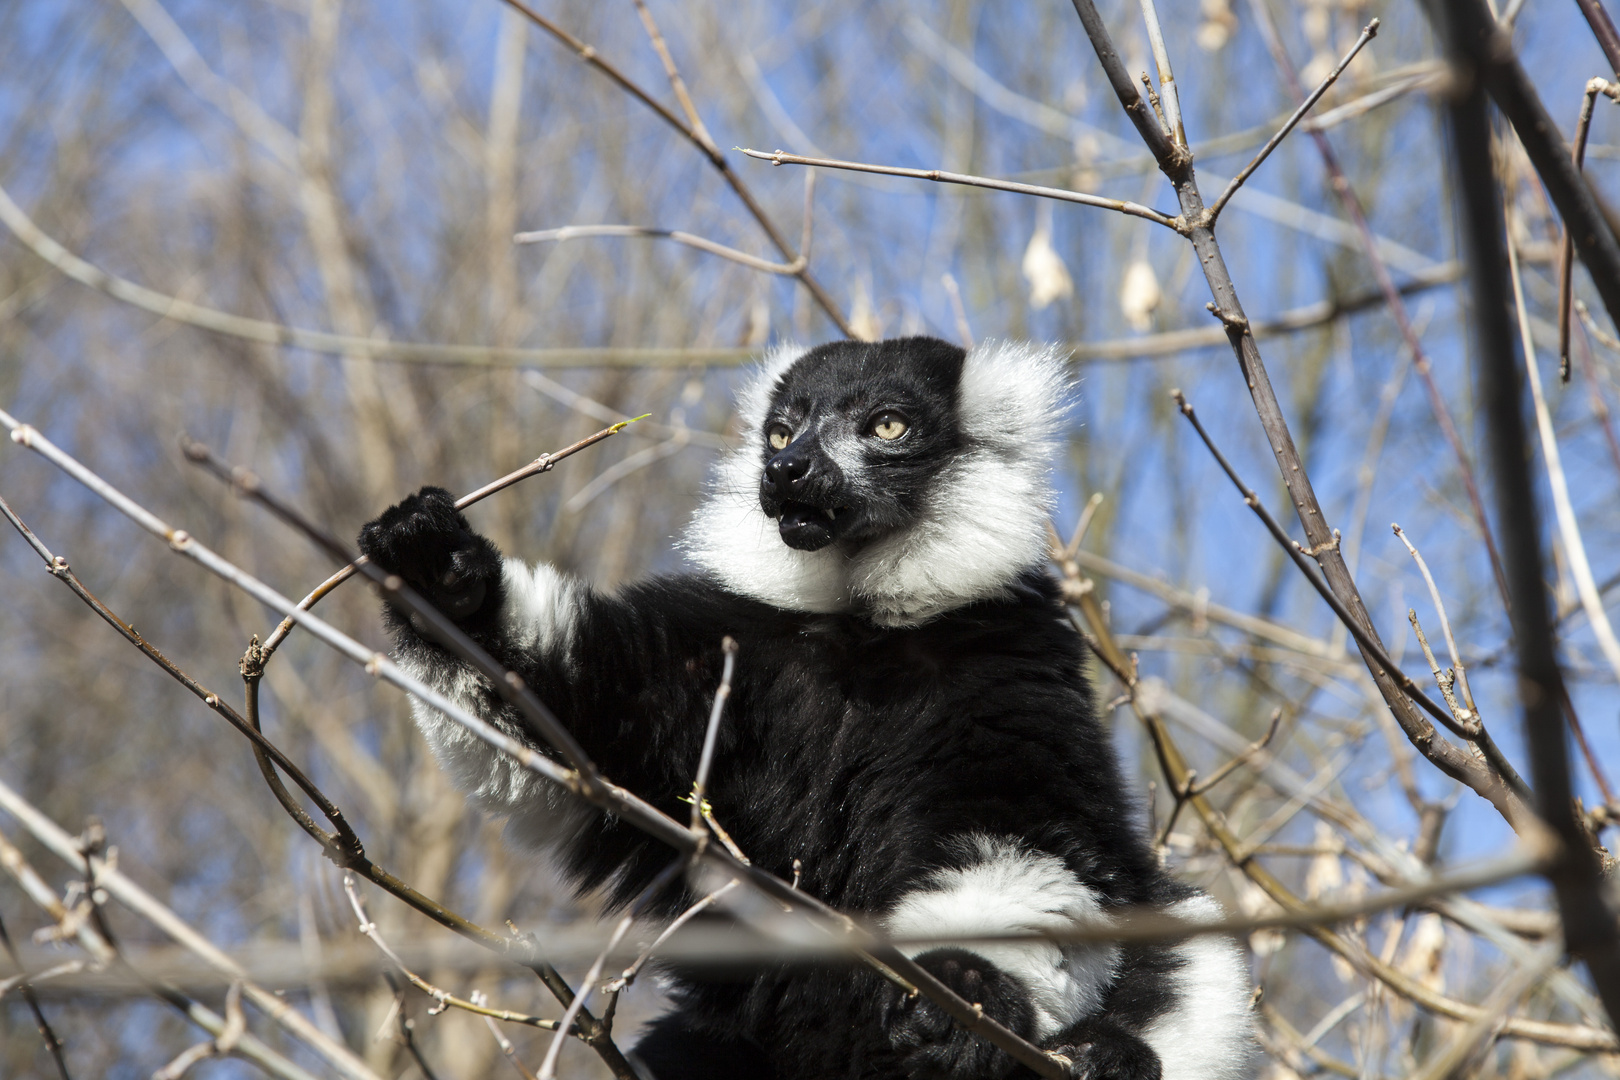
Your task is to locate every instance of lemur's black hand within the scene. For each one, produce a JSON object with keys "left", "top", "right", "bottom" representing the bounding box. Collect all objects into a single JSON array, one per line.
[
  {"left": 357, "top": 486, "right": 503, "bottom": 625},
  {"left": 888, "top": 949, "right": 1035, "bottom": 1080}
]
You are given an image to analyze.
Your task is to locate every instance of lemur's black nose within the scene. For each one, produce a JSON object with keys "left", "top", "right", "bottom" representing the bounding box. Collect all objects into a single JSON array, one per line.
[{"left": 764, "top": 446, "right": 814, "bottom": 494}]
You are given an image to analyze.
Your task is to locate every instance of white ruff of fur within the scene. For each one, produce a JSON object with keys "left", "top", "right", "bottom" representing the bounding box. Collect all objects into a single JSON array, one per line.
[
  {"left": 397, "top": 559, "right": 593, "bottom": 850},
  {"left": 882, "top": 836, "right": 1118, "bottom": 1041},
  {"left": 681, "top": 340, "right": 1071, "bottom": 625},
  {"left": 1147, "top": 895, "right": 1257, "bottom": 1080}
]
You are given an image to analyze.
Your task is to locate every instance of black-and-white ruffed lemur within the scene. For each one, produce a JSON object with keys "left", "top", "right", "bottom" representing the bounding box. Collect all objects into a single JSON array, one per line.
[{"left": 358, "top": 337, "right": 1255, "bottom": 1080}]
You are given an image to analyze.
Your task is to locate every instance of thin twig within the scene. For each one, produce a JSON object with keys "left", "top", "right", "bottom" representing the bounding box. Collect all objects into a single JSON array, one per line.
[
  {"left": 1210, "top": 21, "right": 1378, "bottom": 220},
  {"left": 1408, "top": 610, "right": 1470, "bottom": 730},
  {"left": 1135, "top": 0, "right": 1184, "bottom": 145},
  {"left": 514, "top": 225, "right": 807, "bottom": 274},
  {"left": 690, "top": 637, "right": 739, "bottom": 832},
  {"left": 1558, "top": 80, "right": 1617, "bottom": 381},
  {"left": 628, "top": 0, "right": 712, "bottom": 142},
  {"left": 476, "top": 994, "right": 543, "bottom": 1080},
  {"left": 341, "top": 876, "right": 570, "bottom": 1032},
  {"left": 0, "top": 911, "right": 72, "bottom": 1080},
  {"left": 738, "top": 148, "right": 1183, "bottom": 230},
  {"left": 1392, "top": 524, "right": 1477, "bottom": 717},
  {"left": 1190, "top": 708, "right": 1284, "bottom": 796}
]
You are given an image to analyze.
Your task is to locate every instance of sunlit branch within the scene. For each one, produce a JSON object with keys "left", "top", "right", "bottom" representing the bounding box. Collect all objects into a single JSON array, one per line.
[
  {"left": 515, "top": 225, "right": 807, "bottom": 275},
  {"left": 738, "top": 148, "right": 1183, "bottom": 230}
]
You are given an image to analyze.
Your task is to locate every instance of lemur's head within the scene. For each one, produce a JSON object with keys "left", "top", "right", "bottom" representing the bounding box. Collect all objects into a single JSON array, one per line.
[
  {"left": 683, "top": 336, "right": 1070, "bottom": 626},
  {"left": 756, "top": 337, "right": 967, "bottom": 553}
]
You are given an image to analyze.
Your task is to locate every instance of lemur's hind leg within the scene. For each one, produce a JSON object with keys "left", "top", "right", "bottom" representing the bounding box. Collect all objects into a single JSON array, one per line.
[{"left": 1025, "top": 1017, "right": 1162, "bottom": 1080}]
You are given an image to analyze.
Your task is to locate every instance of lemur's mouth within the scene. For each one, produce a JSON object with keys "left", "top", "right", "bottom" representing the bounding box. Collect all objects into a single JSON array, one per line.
[{"left": 777, "top": 501, "right": 843, "bottom": 551}]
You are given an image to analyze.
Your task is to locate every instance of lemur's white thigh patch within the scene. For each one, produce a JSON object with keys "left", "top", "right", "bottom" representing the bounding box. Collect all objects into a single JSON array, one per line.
[
  {"left": 500, "top": 559, "right": 585, "bottom": 662},
  {"left": 1144, "top": 895, "right": 1255, "bottom": 1080},
  {"left": 395, "top": 559, "right": 592, "bottom": 849},
  {"left": 882, "top": 836, "right": 1117, "bottom": 1040}
]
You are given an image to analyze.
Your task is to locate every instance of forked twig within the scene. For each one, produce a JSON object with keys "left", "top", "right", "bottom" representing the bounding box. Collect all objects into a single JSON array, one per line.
[
  {"left": 604, "top": 878, "right": 742, "bottom": 994},
  {"left": 342, "top": 875, "right": 573, "bottom": 1033},
  {"left": 1169, "top": 390, "right": 1484, "bottom": 743},
  {"left": 1190, "top": 708, "right": 1284, "bottom": 797},
  {"left": 499, "top": 0, "right": 853, "bottom": 335},
  {"left": 1392, "top": 524, "right": 1477, "bottom": 718}
]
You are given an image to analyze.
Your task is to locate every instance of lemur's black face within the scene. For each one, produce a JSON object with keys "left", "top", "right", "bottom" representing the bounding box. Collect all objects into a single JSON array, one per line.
[{"left": 758, "top": 337, "right": 967, "bottom": 551}]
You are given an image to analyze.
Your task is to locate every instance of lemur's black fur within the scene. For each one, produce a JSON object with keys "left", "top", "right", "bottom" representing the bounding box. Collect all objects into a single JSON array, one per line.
[{"left": 359, "top": 338, "right": 1253, "bottom": 1080}]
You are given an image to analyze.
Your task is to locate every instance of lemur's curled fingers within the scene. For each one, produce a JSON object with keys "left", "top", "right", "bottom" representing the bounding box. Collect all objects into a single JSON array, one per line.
[{"left": 357, "top": 486, "right": 503, "bottom": 626}]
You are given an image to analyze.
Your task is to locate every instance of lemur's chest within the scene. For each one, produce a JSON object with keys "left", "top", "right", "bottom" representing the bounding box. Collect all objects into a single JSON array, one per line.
[{"left": 690, "top": 620, "right": 1077, "bottom": 893}]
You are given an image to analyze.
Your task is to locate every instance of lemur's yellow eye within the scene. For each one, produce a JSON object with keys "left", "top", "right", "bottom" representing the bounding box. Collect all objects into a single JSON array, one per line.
[
  {"left": 871, "top": 413, "right": 909, "bottom": 441},
  {"left": 767, "top": 424, "right": 793, "bottom": 451}
]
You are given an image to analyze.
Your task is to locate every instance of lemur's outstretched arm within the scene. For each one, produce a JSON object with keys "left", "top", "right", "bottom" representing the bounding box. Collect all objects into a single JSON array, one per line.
[{"left": 357, "top": 486, "right": 716, "bottom": 797}]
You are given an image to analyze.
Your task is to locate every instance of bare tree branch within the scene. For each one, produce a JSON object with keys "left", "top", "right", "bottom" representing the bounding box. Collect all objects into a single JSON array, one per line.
[
  {"left": 1440, "top": 50, "right": 1620, "bottom": 1026},
  {"left": 738, "top": 148, "right": 1183, "bottom": 229}
]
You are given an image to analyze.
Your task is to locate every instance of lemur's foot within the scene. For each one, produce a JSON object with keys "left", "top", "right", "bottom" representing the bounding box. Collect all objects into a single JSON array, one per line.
[
  {"left": 1033, "top": 1019, "right": 1162, "bottom": 1080},
  {"left": 358, "top": 486, "right": 502, "bottom": 623},
  {"left": 889, "top": 948, "right": 1035, "bottom": 1080}
]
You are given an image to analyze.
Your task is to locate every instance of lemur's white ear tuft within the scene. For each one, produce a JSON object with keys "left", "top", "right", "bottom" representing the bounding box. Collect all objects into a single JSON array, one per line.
[
  {"left": 956, "top": 340, "right": 1074, "bottom": 454},
  {"left": 848, "top": 341, "right": 1073, "bottom": 625}
]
